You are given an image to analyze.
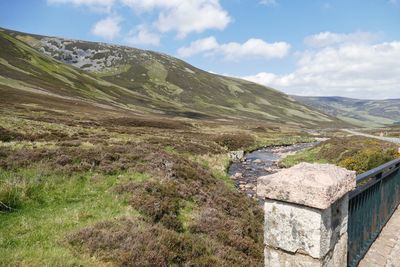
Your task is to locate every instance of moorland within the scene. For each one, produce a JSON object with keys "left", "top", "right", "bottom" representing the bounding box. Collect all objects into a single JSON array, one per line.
[{"left": 0, "top": 27, "right": 399, "bottom": 266}]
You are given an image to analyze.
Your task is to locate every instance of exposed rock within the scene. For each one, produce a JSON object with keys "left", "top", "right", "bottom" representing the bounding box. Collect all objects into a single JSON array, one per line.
[
  {"left": 257, "top": 162, "right": 356, "bottom": 210},
  {"left": 228, "top": 143, "right": 318, "bottom": 200},
  {"left": 229, "top": 150, "right": 244, "bottom": 161},
  {"left": 264, "top": 167, "right": 273, "bottom": 172},
  {"left": 231, "top": 172, "right": 242, "bottom": 179}
]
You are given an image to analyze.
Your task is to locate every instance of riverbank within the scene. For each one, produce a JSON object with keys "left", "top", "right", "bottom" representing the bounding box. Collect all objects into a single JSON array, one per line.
[{"left": 228, "top": 143, "right": 317, "bottom": 199}]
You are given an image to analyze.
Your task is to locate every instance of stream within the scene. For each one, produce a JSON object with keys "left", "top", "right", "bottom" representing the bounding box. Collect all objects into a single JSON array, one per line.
[{"left": 228, "top": 143, "right": 317, "bottom": 199}]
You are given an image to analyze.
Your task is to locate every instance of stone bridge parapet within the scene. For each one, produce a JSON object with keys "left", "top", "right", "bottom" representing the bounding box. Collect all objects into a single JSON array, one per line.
[{"left": 257, "top": 162, "right": 356, "bottom": 267}]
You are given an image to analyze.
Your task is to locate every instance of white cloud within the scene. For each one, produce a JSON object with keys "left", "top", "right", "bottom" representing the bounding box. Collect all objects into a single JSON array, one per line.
[
  {"left": 177, "top": 36, "right": 219, "bottom": 57},
  {"left": 49, "top": 0, "right": 232, "bottom": 43},
  {"left": 259, "top": 0, "right": 277, "bottom": 6},
  {"left": 220, "top": 39, "right": 290, "bottom": 60},
  {"left": 242, "top": 40, "right": 400, "bottom": 99},
  {"left": 178, "top": 36, "right": 290, "bottom": 60},
  {"left": 92, "top": 16, "right": 121, "bottom": 39},
  {"left": 48, "top": 0, "right": 115, "bottom": 12},
  {"left": 121, "top": 0, "right": 231, "bottom": 38},
  {"left": 242, "top": 72, "right": 279, "bottom": 87},
  {"left": 304, "top": 31, "right": 379, "bottom": 48},
  {"left": 121, "top": 0, "right": 185, "bottom": 11},
  {"left": 125, "top": 25, "right": 160, "bottom": 46}
]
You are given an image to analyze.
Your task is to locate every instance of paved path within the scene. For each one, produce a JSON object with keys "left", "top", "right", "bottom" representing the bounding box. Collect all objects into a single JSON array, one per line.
[
  {"left": 345, "top": 129, "right": 400, "bottom": 266},
  {"left": 343, "top": 129, "right": 400, "bottom": 144},
  {"left": 358, "top": 205, "right": 400, "bottom": 266}
]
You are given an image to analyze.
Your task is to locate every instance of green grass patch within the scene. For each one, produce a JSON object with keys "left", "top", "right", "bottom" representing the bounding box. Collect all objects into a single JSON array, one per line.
[
  {"left": 0, "top": 168, "right": 147, "bottom": 266},
  {"left": 212, "top": 168, "right": 236, "bottom": 190},
  {"left": 177, "top": 200, "right": 196, "bottom": 231},
  {"left": 191, "top": 153, "right": 235, "bottom": 190},
  {"left": 279, "top": 146, "right": 328, "bottom": 168},
  {"left": 254, "top": 134, "right": 316, "bottom": 150}
]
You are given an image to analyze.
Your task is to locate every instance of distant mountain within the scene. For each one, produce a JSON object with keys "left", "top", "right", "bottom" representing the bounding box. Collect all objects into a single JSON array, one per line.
[
  {"left": 0, "top": 27, "right": 345, "bottom": 127},
  {"left": 293, "top": 96, "right": 400, "bottom": 127}
]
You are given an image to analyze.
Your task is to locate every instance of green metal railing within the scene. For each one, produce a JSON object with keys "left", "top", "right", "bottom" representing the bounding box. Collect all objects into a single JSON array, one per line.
[{"left": 348, "top": 158, "right": 400, "bottom": 267}]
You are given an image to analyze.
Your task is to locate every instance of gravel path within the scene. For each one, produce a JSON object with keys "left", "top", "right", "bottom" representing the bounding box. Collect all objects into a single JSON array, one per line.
[{"left": 343, "top": 129, "right": 400, "bottom": 144}]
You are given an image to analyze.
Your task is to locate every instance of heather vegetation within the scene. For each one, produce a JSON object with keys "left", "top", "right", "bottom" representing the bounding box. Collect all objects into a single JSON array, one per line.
[
  {"left": 1, "top": 111, "right": 315, "bottom": 266},
  {"left": 1, "top": 26, "right": 397, "bottom": 267},
  {"left": 280, "top": 136, "right": 400, "bottom": 174}
]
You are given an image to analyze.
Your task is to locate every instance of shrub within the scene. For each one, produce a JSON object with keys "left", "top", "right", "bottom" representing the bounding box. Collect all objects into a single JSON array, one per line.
[
  {"left": 0, "top": 127, "right": 23, "bottom": 142},
  {"left": 147, "top": 136, "right": 224, "bottom": 155},
  {"left": 115, "top": 180, "right": 184, "bottom": 231},
  {"left": 339, "top": 148, "right": 398, "bottom": 174},
  {"left": 281, "top": 136, "right": 400, "bottom": 174},
  {"left": 67, "top": 217, "right": 262, "bottom": 267},
  {"left": 213, "top": 133, "right": 255, "bottom": 150}
]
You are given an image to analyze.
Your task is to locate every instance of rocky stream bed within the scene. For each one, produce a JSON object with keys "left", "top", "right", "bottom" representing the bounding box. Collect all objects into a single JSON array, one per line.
[{"left": 228, "top": 143, "right": 317, "bottom": 200}]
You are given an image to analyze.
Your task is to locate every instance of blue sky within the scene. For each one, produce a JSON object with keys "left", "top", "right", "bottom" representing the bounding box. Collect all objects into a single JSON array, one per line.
[{"left": 1, "top": 0, "right": 400, "bottom": 99}]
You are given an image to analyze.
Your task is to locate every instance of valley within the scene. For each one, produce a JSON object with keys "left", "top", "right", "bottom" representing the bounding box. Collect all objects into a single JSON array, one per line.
[
  {"left": 0, "top": 27, "right": 398, "bottom": 266},
  {"left": 293, "top": 95, "right": 400, "bottom": 127}
]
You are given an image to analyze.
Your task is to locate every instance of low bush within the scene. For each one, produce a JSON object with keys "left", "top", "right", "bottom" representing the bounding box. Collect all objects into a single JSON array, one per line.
[
  {"left": 213, "top": 133, "right": 255, "bottom": 150},
  {"left": 280, "top": 136, "right": 399, "bottom": 174},
  {"left": 115, "top": 180, "right": 184, "bottom": 231},
  {"left": 0, "top": 126, "right": 23, "bottom": 142},
  {"left": 147, "top": 136, "right": 224, "bottom": 155},
  {"left": 339, "top": 148, "right": 398, "bottom": 174},
  {"left": 67, "top": 216, "right": 262, "bottom": 267}
]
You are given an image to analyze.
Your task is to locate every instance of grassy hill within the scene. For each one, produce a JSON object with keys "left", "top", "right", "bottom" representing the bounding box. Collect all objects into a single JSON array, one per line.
[
  {"left": 293, "top": 96, "right": 400, "bottom": 127},
  {"left": 0, "top": 27, "right": 338, "bottom": 266},
  {"left": 0, "top": 27, "right": 344, "bottom": 128}
]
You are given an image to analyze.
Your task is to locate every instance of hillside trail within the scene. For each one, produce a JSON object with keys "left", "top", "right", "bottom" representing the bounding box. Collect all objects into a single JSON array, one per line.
[{"left": 342, "top": 129, "right": 400, "bottom": 144}]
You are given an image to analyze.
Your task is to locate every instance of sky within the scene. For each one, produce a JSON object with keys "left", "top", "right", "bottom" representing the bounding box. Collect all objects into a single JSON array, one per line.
[{"left": 1, "top": 0, "right": 400, "bottom": 99}]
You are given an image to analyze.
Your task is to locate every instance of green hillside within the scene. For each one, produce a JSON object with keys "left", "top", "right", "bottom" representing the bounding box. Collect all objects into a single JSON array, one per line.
[
  {"left": 293, "top": 96, "right": 400, "bottom": 127},
  {"left": 0, "top": 27, "right": 338, "bottom": 266},
  {"left": 0, "top": 27, "right": 344, "bottom": 127}
]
